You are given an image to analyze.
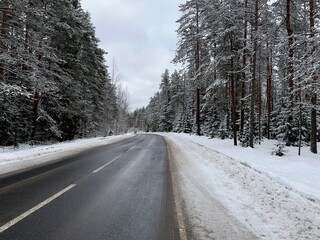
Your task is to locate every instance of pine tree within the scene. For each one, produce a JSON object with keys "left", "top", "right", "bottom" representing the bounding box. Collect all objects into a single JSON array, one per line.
[
  {"left": 0, "top": 0, "right": 118, "bottom": 145},
  {"left": 134, "top": 0, "right": 319, "bottom": 155},
  {"left": 309, "top": 0, "right": 317, "bottom": 154},
  {"left": 174, "top": 0, "right": 207, "bottom": 135},
  {"left": 159, "top": 69, "right": 173, "bottom": 132}
]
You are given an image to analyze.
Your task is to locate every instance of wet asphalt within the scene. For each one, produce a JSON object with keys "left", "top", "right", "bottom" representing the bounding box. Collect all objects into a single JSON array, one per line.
[{"left": 0, "top": 134, "right": 179, "bottom": 240}]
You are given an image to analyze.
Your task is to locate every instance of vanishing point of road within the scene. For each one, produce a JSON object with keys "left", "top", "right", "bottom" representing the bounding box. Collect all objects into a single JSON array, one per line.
[{"left": 0, "top": 134, "right": 180, "bottom": 240}]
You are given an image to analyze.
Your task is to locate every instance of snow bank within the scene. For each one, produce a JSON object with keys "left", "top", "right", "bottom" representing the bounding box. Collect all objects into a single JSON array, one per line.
[
  {"left": 0, "top": 134, "right": 134, "bottom": 176},
  {"left": 169, "top": 133, "right": 320, "bottom": 201},
  {"left": 164, "top": 133, "right": 320, "bottom": 239}
]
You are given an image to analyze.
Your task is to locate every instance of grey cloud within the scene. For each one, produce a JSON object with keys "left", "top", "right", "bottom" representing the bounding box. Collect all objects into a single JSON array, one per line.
[{"left": 81, "top": 0, "right": 184, "bottom": 109}]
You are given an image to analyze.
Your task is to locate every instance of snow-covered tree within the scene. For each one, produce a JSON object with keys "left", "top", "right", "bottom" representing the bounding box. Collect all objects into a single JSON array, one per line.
[
  {"left": 0, "top": 0, "right": 118, "bottom": 145},
  {"left": 136, "top": 0, "right": 319, "bottom": 155}
]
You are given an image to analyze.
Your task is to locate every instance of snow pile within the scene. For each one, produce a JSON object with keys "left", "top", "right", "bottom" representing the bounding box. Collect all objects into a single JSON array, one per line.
[
  {"left": 0, "top": 134, "right": 134, "bottom": 176},
  {"left": 164, "top": 133, "right": 320, "bottom": 240},
  {"left": 169, "top": 133, "right": 320, "bottom": 201}
]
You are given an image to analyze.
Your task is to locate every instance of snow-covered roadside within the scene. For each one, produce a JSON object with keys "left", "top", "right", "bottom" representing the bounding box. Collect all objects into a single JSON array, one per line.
[
  {"left": 163, "top": 133, "right": 320, "bottom": 240},
  {"left": 0, "top": 134, "right": 134, "bottom": 176},
  {"left": 169, "top": 133, "right": 320, "bottom": 201}
]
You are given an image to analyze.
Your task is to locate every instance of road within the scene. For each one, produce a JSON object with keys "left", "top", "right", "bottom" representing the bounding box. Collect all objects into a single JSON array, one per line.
[{"left": 0, "top": 134, "right": 179, "bottom": 240}]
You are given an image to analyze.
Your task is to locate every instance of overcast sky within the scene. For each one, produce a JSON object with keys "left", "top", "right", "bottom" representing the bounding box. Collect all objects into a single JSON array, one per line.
[{"left": 80, "top": 0, "right": 184, "bottom": 111}]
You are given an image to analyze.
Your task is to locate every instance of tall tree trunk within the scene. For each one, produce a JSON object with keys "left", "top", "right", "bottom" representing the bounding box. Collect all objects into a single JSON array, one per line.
[
  {"left": 266, "top": 41, "right": 273, "bottom": 140},
  {"left": 195, "top": 0, "right": 201, "bottom": 136},
  {"left": 250, "top": 0, "right": 259, "bottom": 148},
  {"left": 31, "top": 89, "right": 41, "bottom": 141},
  {"left": 230, "top": 37, "right": 237, "bottom": 146},
  {"left": 309, "top": 0, "right": 318, "bottom": 154},
  {"left": 0, "top": 0, "right": 8, "bottom": 37},
  {"left": 226, "top": 80, "right": 230, "bottom": 133},
  {"left": 231, "top": 61, "right": 237, "bottom": 146},
  {"left": 0, "top": 0, "right": 9, "bottom": 80},
  {"left": 286, "top": 0, "right": 294, "bottom": 103},
  {"left": 258, "top": 47, "right": 262, "bottom": 144},
  {"left": 241, "top": 0, "right": 248, "bottom": 134},
  {"left": 284, "top": 0, "right": 295, "bottom": 146},
  {"left": 31, "top": 1, "right": 46, "bottom": 141},
  {"left": 298, "top": 82, "right": 302, "bottom": 156}
]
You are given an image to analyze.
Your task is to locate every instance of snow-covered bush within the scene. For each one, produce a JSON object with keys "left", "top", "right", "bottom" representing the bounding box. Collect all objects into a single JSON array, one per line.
[{"left": 271, "top": 142, "right": 287, "bottom": 156}]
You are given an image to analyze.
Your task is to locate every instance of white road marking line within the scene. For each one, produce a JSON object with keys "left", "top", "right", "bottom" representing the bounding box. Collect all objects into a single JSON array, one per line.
[
  {"left": 166, "top": 142, "right": 188, "bottom": 240},
  {"left": 0, "top": 184, "right": 76, "bottom": 233},
  {"left": 92, "top": 156, "right": 121, "bottom": 174},
  {"left": 127, "top": 146, "right": 135, "bottom": 152},
  {"left": 172, "top": 179, "right": 188, "bottom": 240}
]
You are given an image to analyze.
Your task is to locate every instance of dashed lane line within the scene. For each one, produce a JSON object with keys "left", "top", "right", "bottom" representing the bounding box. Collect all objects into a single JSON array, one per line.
[
  {"left": 0, "top": 184, "right": 76, "bottom": 233},
  {"left": 0, "top": 145, "right": 136, "bottom": 233},
  {"left": 92, "top": 156, "right": 121, "bottom": 174},
  {"left": 93, "top": 145, "right": 135, "bottom": 174},
  {"left": 127, "top": 146, "right": 136, "bottom": 152}
]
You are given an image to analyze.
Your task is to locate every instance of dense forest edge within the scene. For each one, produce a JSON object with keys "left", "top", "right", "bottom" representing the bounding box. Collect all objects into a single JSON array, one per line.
[
  {"left": 131, "top": 0, "right": 319, "bottom": 155},
  {"left": 0, "top": 0, "right": 128, "bottom": 146},
  {"left": 0, "top": 0, "right": 319, "bottom": 155}
]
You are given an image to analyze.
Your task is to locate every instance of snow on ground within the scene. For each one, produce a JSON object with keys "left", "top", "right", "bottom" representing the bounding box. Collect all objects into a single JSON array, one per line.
[
  {"left": 0, "top": 134, "right": 134, "bottom": 176},
  {"left": 168, "top": 133, "right": 320, "bottom": 201},
  {"left": 1, "top": 132, "right": 319, "bottom": 239},
  {"left": 163, "top": 133, "right": 320, "bottom": 240}
]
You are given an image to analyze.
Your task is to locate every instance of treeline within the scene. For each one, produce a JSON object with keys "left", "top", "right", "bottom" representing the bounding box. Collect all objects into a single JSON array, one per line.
[
  {"left": 0, "top": 0, "right": 128, "bottom": 146},
  {"left": 131, "top": 0, "right": 319, "bottom": 154}
]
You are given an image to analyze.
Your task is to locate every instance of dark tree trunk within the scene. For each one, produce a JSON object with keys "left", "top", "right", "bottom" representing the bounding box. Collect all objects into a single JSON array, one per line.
[
  {"left": 266, "top": 42, "right": 273, "bottom": 140},
  {"left": 231, "top": 62, "right": 237, "bottom": 146},
  {"left": 196, "top": 88, "right": 200, "bottom": 135},
  {"left": 298, "top": 83, "right": 302, "bottom": 156},
  {"left": 31, "top": 89, "right": 41, "bottom": 141},
  {"left": 230, "top": 37, "right": 237, "bottom": 146},
  {"left": 0, "top": 0, "right": 9, "bottom": 80},
  {"left": 195, "top": 1, "right": 201, "bottom": 136},
  {"left": 309, "top": 0, "right": 317, "bottom": 154},
  {"left": 286, "top": 0, "right": 294, "bottom": 103},
  {"left": 250, "top": 0, "right": 259, "bottom": 148},
  {"left": 258, "top": 49, "right": 262, "bottom": 144},
  {"left": 241, "top": 0, "right": 248, "bottom": 134}
]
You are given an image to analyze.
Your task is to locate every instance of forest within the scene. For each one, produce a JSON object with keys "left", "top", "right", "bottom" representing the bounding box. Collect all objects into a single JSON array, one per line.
[
  {"left": 0, "top": 0, "right": 319, "bottom": 155},
  {"left": 131, "top": 0, "right": 319, "bottom": 154},
  {"left": 0, "top": 0, "right": 129, "bottom": 146}
]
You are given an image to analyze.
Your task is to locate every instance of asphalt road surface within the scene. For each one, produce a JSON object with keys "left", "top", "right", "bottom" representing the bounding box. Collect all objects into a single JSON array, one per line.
[{"left": 0, "top": 134, "right": 179, "bottom": 240}]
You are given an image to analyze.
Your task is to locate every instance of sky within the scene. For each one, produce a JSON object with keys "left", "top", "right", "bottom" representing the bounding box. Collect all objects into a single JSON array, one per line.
[{"left": 80, "top": 0, "right": 184, "bottom": 111}]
